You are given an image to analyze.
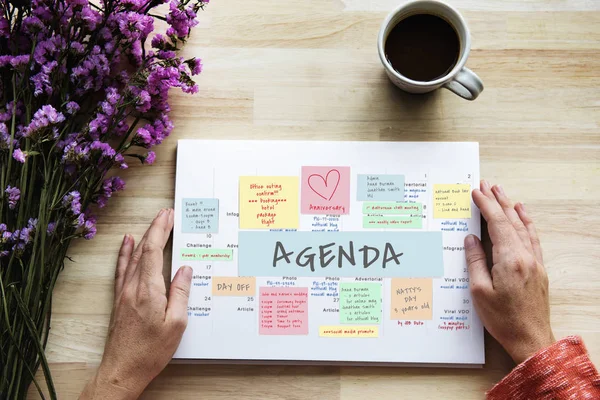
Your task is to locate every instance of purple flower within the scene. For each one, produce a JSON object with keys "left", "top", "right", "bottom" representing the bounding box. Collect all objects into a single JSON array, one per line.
[
  {"left": 5, "top": 186, "right": 21, "bottom": 209},
  {"left": 1, "top": 231, "right": 12, "bottom": 243},
  {"left": 24, "top": 104, "right": 65, "bottom": 138},
  {"left": 13, "top": 148, "right": 26, "bottom": 163},
  {"left": 62, "top": 191, "right": 82, "bottom": 215},
  {"left": 90, "top": 141, "right": 116, "bottom": 159},
  {"left": 166, "top": 0, "right": 199, "bottom": 38},
  {"left": 115, "top": 153, "right": 128, "bottom": 169},
  {"left": 66, "top": 102, "right": 80, "bottom": 114},
  {"left": 80, "top": 6, "right": 102, "bottom": 30},
  {"left": 145, "top": 151, "right": 156, "bottom": 164},
  {"left": 186, "top": 58, "right": 202, "bottom": 75},
  {"left": 47, "top": 222, "right": 57, "bottom": 235},
  {"left": 0, "top": 224, "right": 6, "bottom": 234},
  {"left": 31, "top": 60, "right": 58, "bottom": 96},
  {"left": 10, "top": 55, "right": 31, "bottom": 69},
  {"left": 74, "top": 213, "right": 85, "bottom": 227},
  {"left": 0, "top": 123, "right": 10, "bottom": 149},
  {"left": 135, "top": 90, "right": 151, "bottom": 112},
  {"left": 82, "top": 219, "right": 97, "bottom": 240},
  {"left": 0, "top": 251, "right": 8, "bottom": 258},
  {"left": 151, "top": 34, "right": 167, "bottom": 49}
]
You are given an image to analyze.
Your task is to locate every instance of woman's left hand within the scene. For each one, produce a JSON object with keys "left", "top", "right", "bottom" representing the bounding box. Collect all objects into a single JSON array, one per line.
[{"left": 80, "top": 208, "right": 192, "bottom": 400}]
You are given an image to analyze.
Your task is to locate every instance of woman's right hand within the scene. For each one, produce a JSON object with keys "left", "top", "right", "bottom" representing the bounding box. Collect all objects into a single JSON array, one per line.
[{"left": 465, "top": 180, "right": 555, "bottom": 364}]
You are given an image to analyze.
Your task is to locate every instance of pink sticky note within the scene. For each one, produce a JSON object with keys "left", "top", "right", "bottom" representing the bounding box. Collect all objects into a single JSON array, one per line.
[
  {"left": 301, "top": 166, "right": 350, "bottom": 215},
  {"left": 259, "top": 287, "right": 309, "bottom": 335}
]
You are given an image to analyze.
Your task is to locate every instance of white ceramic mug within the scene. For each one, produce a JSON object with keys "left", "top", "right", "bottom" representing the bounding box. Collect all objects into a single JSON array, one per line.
[{"left": 377, "top": 0, "right": 484, "bottom": 100}]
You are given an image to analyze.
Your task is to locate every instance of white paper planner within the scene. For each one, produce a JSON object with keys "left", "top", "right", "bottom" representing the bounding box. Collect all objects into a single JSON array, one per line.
[{"left": 171, "top": 140, "right": 484, "bottom": 366}]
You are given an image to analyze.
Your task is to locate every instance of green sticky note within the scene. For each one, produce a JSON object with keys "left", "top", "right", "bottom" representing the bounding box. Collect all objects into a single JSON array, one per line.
[
  {"left": 362, "top": 202, "right": 422, "bottom": 215},
  {"left": 180, "top": 248, "right": 233, "bottom": 261},
  {"left": 363, "top": 215, "right": 422, "bottom": 229},
  {"left": 340, "top": 283, "right": 382, "bottom": 324}
]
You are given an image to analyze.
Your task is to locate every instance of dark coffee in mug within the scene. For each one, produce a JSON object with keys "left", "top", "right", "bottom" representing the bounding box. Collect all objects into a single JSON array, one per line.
[{"left": 384, "top": 14, "right": 460, "bottom": 82}]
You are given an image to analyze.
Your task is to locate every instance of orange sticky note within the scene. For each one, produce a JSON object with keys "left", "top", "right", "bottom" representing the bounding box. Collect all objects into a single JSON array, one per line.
[
  {"left": 390, "top": 278, "right": 433, "bottom": 320},
  {"left": 239, "top": 176, "right": 299, "bottom": 229},
  {"left": 212, "top": 277, "right": 256, "bottom": 296}
]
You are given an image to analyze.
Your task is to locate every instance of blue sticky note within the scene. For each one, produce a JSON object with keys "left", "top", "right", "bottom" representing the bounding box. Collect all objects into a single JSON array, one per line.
[
  {"left": 182, "top": 198, "right": 219, "bottom": 233},
  {"left": 357, "top": 174, "right": 405, "bottom": 201},
  {"left": 238, "top": 231, "right": 443, "bottom": 278}
]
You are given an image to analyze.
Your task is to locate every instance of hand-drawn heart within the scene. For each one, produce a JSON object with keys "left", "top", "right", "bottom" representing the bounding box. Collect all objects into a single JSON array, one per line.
[{"left": 308, "top": 169, "right": 341, "bottom": 201}]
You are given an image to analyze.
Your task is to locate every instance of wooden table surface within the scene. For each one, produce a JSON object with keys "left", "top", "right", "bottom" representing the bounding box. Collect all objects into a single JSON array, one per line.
[{"left": 31, "top": 0, "right": 600, "bottom": 398}]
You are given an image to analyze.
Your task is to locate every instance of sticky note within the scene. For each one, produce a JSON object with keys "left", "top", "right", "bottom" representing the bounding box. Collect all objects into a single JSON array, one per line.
[
  {"left": 180, "top": 249, "right": 233, "bottom": 261},
  {"left": 238, "top": 231, "right": 443, "bottom": 278},
  {"left": 239, "top": 176, "right": 299, "bottom": 229},
  {"left": 362, "top": 202, "right": 422, "bottom": 215},
  {"left": 319, "top": 326, "right": 379, "bottom": 338},
  {"left": 433, "top": 184, "right": 471, "bottom": 219},
  {"left": 259, "top": 287, "right": 308, "bottom": 335},
  {"left": 357, "top": 174, "right": 404, "bottom": 201},
  {"left": 340, "top": 283, "right": 381, "bottom": 324},
  {"left": 181, "top": 198, "right": 219, "bottom": 233},
  {"left": 390, "top": 278, "right": 433, "bottom": 320},
  {"left": 212, "top": 277, "right": 256, "bottom": 296},
  {"left": 301, "top": 166, "right": 350, "bottom": 215},
  {"left": 363, "top": 215, "right": 422, "bottom": 229}
]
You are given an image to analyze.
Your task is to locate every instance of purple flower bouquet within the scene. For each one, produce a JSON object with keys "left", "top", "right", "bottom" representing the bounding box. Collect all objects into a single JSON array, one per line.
[{"left": 0, "top": 0, "right": 206, "bottom": 396}]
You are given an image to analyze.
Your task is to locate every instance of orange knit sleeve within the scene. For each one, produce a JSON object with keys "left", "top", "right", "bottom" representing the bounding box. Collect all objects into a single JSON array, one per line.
[{"left": 487, "top": 336, "right": 600, "bottom": 399}]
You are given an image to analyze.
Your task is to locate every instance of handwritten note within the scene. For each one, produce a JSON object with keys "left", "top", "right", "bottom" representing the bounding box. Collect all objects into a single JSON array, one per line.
[
  {"left": 180, "top": 248, "right": 233, "bottom": 261},
  {"left": 319, "top": 326, "right": 379, "bottom": 338},
  {"left": 239, "top": 176, "right": 299, "bottom": 229},
  {"left": 357, "top": 174, "right": 404, "bottom": 201},
  {"left": 212, "top": 277, "right": 256, "bottom": 296},
  {"left": 301, "top": 166, "right": 350, "bottom": 215},
  {"left": 259, "top": 287, "right": 308, "bottom": 335},
  {"left": 182, "top": 198, "right": 219, "bottom": 233},
  {"left": 390, "top": 278, "right": 433, "bottom": 320},
  {"left": 433, "top": 184, "right": 471, "bottom": 219},
  {"left": 362, "top": 202, "right": 422, "bottom": 215},
  {"left": 340, "top": 283, "right": 381, "bottom": 324},
  {"left": 363, "top": 215, "right": 422, "bottom": 229}
]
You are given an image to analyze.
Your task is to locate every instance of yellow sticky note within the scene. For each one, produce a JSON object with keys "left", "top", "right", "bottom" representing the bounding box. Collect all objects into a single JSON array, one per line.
[
  {"left": 390, "top": 278, "right": 433, "bottom": 320},
  {"left": 239, "top": 176, "right": 299, "bottom": 229},
  {"left": 212, "top": 277, "right": 256, "bottom": 296},
  {"left": 319, "top": 326, "right": 379, "bottom": 338},
  {"left": 433, "top": 184, "right": 471, "bottom": 219}
]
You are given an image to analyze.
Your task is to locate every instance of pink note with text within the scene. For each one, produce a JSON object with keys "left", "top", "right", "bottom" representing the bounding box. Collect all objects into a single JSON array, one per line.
[{"left": 259, "top": 287, "right": 309, "bottom": 335}]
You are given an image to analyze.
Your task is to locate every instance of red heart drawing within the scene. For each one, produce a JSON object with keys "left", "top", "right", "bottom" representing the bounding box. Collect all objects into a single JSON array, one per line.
[{"left": 308, "top": 169, "right": 341, "bottom": 201}]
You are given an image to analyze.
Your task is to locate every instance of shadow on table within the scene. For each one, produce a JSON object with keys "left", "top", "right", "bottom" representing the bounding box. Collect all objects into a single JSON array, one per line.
[{"left": 142, "top": 333, "right": 513, "bottom": 399}]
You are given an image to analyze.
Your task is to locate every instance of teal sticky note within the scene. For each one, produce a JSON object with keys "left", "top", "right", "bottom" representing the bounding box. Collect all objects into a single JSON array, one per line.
[
  {"left": 340, "top": 283, "right": 381, "bottom": 324},
  {"left": 182, "top": 198, "right": 219, "bottom": 233},
  {"left": 238, "top": 231, "right": 443, "bottom": 278},
  {"left": 357, "top": 174, "right": 405, "bottom": 201}
]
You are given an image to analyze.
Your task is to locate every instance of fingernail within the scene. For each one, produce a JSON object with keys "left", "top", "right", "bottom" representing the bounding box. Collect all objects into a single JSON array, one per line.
[
  {"left": 481, "top": 180, "right": 490, "bottom": 190},
  {"left": 495, "top": 185, "right": 505, "bottom": 196},
  {"left": 182, "top": 266, "right": 193, "bottom": 280},
  {"left": 465, "top": 234, "right": 478, "bottom": 249},
  {"left": 123, "top": 234, "right": 130, "bottom": 244},
  {"left": 519, "top": 202, "right": 527, "bottom": 213},
  {"left": 157, "top": 209, "right": 165, "bottom": 217}
]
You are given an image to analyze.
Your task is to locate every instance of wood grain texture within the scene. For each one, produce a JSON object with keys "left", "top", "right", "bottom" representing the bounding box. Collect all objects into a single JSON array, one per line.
[{"left": 29, "top": 0, "right": 600, "bottom": 398}]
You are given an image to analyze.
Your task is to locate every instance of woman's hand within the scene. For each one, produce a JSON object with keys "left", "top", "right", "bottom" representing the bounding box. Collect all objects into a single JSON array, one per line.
[
  {"left": 81, "top": 209, "right": 192, "bottom": 399},
  {"left": 465, "top": 181, "right": 555, "bottom": 364}
]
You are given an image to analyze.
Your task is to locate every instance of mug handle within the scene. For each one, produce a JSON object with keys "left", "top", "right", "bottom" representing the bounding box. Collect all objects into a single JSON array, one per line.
[{"left": 443, "top": 67, "right": 484, "bottom": 100}]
